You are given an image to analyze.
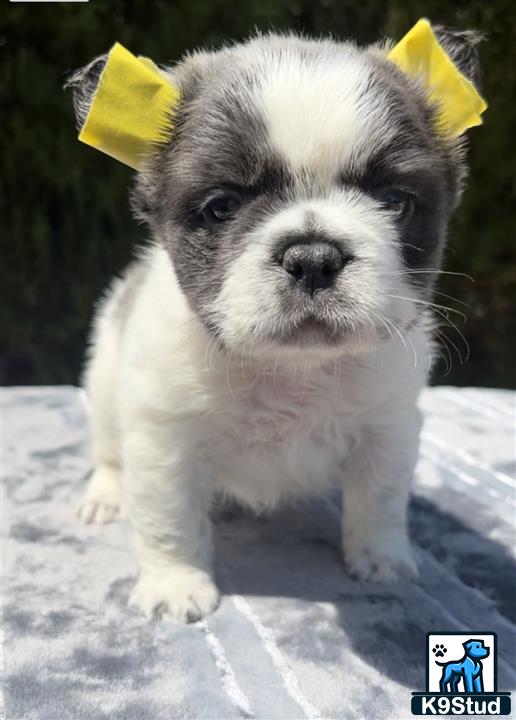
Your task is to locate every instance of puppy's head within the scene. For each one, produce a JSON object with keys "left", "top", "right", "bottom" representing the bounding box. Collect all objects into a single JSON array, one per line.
[{"left": 70, "top": 28, "right": 482, "bottom": 362}]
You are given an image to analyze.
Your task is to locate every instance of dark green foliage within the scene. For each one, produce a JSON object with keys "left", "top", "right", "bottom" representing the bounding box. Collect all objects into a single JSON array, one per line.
[{"left": 2, "top": 0, "right": 515, "bottom": 387}]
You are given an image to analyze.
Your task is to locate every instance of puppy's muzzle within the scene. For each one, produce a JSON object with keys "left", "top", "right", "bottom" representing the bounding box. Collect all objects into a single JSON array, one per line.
[{"left": 278, "top": 238, "right": 352, "bottom": 296}]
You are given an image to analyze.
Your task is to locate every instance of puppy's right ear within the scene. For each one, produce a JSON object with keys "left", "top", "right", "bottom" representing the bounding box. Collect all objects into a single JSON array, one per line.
[
  {"left": 65, "top": 54, "right": 108, "bottom": 131},
  {"left": 432, "top": 26, "right": 484, "bottom": 90}
]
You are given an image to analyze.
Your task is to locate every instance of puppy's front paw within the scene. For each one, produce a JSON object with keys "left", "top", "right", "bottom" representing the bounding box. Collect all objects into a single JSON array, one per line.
[
  {"left": 129, "top": 566, "right": 220, "bottom": 623},
  {"left": 77, "top": 466, "right": 122, "bottom": 525},
  {"left": 344, "top": 534, "right": 418, "bottom": 583}
]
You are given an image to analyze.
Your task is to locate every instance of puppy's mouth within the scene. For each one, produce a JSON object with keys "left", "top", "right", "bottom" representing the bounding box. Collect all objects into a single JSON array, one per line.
[
  {"left": 270, "top": 315, "right": 352, "bottom": 347},
  {"left": 264, "top": 304, "right": 394, "bottom": 352}
]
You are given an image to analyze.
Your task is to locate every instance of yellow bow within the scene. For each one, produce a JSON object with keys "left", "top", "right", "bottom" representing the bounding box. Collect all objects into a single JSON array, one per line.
[
  {"left": 79, "top": 43, "right": 181, "bottom": 170},
  {"left": 388, "top": 18, "right": 487, "bottom": 137},
  {"left": 78, "top": 20, "right": 487, "bottom": 169}
]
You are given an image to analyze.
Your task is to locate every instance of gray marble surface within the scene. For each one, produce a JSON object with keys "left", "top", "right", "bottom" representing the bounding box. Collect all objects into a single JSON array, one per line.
[{"left": 3, "top": 386, "right": 516, "bottom": 719}]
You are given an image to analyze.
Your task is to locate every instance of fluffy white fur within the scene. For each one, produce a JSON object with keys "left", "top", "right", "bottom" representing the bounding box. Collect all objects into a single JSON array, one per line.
[
  {"left": 256, "top": 40, "right": 385, "bottom": 178},
  {"left": 79, "top": 243, "right": 427, "bottom": 622}
]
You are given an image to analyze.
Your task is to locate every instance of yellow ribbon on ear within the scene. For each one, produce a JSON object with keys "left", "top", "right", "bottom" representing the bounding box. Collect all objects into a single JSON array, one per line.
[
  {"left": 388, "top": 18, "right": 487, "bottom": 137},
  {"left": 78, "top": 23, "right": 486, "bottom": 168},
  {"left": 79, "top": 43, "right": 181, "bottom": 170}
]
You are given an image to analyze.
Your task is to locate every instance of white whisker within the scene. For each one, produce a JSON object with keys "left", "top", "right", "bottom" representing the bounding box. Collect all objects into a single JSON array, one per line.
[
  {"left": 434, "top": 329, "right": 453, "bottom": 375},
  {"left": 429, "top": 289, "right": 471, "bottom": 309},
  {"left": 381, "top": 269, "right": 475, "bottom": 283},
  {"left": 432, "top": 309, "right": 471, "bottom": 364},
  {"left": 386, "top": 294, "right": 468, "bottom": 322}
]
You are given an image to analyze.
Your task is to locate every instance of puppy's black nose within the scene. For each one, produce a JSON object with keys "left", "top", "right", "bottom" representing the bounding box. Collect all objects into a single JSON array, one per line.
[{"left": 281, "top": 242, "right": 347, "bottom": 295}]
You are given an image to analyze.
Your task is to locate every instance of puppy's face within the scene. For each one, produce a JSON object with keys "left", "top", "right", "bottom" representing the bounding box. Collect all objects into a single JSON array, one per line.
[{"left": 74, "top": 30, "right": 481, "bottom": 362}]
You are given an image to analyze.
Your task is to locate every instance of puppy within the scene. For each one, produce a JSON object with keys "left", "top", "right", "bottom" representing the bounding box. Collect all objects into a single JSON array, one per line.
[{"left": 69, "top": 26, "right": 481, "bottom": 622}]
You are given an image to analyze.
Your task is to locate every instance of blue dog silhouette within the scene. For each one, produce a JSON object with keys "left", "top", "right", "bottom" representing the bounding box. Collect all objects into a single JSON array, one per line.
[{"left": 437, "top": 639, "right": 490, "bottom": 693}]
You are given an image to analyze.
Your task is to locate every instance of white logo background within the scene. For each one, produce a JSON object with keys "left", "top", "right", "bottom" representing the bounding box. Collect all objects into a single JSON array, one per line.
[{"left": 428, "top": 633, "right": 496, "bottom": 693}]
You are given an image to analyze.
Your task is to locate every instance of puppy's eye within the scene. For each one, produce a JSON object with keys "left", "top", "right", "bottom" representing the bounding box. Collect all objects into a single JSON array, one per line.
[
  {"left": 377, "top": 189, "right": 415, "bottom": 218},
  {"left": 201, "top": 194, "right": 242, "bottom": 224}
]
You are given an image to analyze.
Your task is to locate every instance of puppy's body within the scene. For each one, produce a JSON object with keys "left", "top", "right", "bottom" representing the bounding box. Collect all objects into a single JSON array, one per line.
[
  {"left": 71, "top": 30, "right": 481, "bottom": 622},
  {"left": 88, "top": 245, "right": 428, "bottom": 512},
  {"left": 83, "top": 244, "right": 424, "bottom": 619}
]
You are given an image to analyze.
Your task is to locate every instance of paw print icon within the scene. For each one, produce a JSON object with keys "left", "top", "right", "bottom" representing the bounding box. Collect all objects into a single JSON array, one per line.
[{"left": 432, "top": 643, "right": 447, "bottom": 658}]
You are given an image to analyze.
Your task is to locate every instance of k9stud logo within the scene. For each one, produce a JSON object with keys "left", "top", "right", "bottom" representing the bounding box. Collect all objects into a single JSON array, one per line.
[{"left": 411, "top": 632, "right": 512, "bottom": 715}]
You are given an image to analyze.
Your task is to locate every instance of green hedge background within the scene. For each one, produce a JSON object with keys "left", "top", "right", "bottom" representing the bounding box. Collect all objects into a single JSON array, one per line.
[{"left": 3, "top": 0, "right": 515, "bottom": 387}]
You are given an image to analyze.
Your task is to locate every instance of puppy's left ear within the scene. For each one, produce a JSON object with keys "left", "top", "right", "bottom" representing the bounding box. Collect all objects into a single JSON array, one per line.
[
  {"left": 433, "top": 25, "right": 484, "bottom": 89},
  {"left": 65, "top": 54, "right": 109, "bottom": 131}
]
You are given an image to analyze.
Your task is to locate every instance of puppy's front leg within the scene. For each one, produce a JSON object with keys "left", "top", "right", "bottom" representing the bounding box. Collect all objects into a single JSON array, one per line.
[
  {"left": 123, "top": 425, "right": 219, "bottom": 623},
  {"left": 342, "top": 406, "right": 422, "bottom": 583}
]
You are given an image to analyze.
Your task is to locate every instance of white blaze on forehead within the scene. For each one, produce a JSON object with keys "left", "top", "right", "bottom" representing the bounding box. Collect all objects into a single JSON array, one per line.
[{"left": 257, "top": 48, "right": 380, "bottom": 181}]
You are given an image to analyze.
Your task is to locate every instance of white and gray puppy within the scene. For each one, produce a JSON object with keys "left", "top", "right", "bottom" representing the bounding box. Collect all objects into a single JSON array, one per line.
[{"left": 69, "top": 26, "right": 481, "bottom": 622}]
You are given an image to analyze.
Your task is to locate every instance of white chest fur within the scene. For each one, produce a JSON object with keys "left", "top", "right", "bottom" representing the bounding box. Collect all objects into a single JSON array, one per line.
[
  {"left": 201, "top": 364, "right": 367, "bottom": 509},
  {"left": 117, "top": 248, "right": 429, "bottom": 512}
]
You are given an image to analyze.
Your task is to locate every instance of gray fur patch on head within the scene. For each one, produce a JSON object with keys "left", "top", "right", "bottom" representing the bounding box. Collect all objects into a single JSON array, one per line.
[{"left": 132, "top": 44, "right": 296, "bottom": 324}]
